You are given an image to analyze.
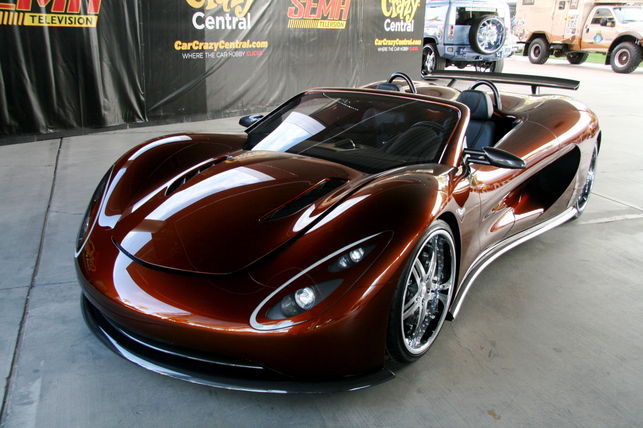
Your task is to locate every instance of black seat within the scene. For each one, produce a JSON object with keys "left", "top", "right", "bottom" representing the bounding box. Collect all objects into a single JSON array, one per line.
[
  {"left": 375, "top": 83, "right": 400, "bottom": 91},
  {"left": 384, "top": 123, "right": 441, "bottom": 162},
  {"left": 362, "top": 108, "right": 408, "bottom": 146},
  {"left": 456, "top": 90, "right": 496, "bottom": 150}
]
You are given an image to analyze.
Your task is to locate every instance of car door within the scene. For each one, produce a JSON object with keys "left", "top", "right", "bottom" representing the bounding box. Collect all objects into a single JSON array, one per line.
[
  {"left": 470, "top": 120, "right": 560, "bottom": 253},
  {"left": 581, "top": 8, "right": 618, "bottom": 51},
  {"left": 550, "top": 0, "right": 569, "bottom": 42}
]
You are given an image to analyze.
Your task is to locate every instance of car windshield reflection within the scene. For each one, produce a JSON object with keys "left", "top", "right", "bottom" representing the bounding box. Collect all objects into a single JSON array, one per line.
[{"left": 246, "top": 91, "right": 460, "bottom": 174}]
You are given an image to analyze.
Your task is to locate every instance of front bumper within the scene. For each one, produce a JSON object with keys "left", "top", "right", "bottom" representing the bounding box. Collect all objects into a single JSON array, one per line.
[{"left": 82, "top": 294, "right": 395, "bottom": 393}]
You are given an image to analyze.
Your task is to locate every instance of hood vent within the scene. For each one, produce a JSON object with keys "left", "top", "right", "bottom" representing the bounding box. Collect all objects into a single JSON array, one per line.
[
  {"left": 261, "top": 179, "right": 346, "bottom": 222},
  {"left": 165, "top": 156, "right": 229, "bottom": 196}
]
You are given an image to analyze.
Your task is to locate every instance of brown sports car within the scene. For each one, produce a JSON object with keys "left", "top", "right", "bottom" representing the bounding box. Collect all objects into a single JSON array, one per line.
[{"left": 76, "top": 72, "right": 600, "bottom": 392}]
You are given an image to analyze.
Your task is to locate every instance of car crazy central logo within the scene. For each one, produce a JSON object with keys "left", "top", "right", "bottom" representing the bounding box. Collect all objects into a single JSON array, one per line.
[
  {"left": 179, "top": 0, "right": 268, "bottom": 59},
  {"left": 381, "top": 0, "right": 421, "bottom": 32},
  {"left": 0, "top": 0, "right": 101, "bottom": 28},
  {"left": 187, "top": 0, "right": 253, "bottom": 30},
  {"left": 287, "top": 0, "right": 351, "bottom": 30}
]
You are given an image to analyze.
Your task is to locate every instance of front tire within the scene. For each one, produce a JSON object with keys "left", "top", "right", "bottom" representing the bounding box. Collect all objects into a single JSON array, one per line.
[
  {"left": 566, "top": 52, "right": 589, "bottom": 65},
  {"left": 610, "top": 42, "right": 642, "bottom": 74},
  {"left": 387, "top": 220, "right": 457, "bottom": 363},
  {"left": 528, "top": 38, "right": 550, "bottom": 64},
  {"left": 573, "top": 143, "right": 598, "bottom": 219},
  {"left": 421, "top": 43, "right": 446, "bottom": 77}
]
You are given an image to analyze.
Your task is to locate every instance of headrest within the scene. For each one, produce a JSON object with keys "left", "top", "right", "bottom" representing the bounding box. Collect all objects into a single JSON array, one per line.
[
  {"left": 456, "top": 90, "right": 493, "bottom": 121},
  {"left": 375, "top": 83, "right": 400, "bottom": 92}
]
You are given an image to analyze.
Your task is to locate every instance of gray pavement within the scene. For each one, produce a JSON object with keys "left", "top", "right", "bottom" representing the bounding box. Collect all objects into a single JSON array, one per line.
[{"left": 1, "top": 56, "right": 642, "bottom": 427}]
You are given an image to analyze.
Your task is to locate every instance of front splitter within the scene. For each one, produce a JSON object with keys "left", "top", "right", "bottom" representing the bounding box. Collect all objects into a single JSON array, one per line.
[{"left": 81, "top": 294, "right": 396, "bottom": 393}]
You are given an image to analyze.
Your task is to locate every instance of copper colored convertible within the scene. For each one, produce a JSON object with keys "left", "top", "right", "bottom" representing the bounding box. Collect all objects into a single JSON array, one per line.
[{"left": 76, "top": 72, "right": 600, "bottom": 392}]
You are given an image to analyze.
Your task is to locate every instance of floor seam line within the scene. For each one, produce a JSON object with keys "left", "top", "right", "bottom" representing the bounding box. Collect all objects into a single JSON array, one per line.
[
  {"left": 0, "top": 137, "right": 63, "bottom": 426},
  {"left": 593, "top": 192, "right": 643, "bottom": 213}
]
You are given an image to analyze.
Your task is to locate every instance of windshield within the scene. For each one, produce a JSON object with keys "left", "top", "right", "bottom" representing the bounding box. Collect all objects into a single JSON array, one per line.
[
  {"left": 245, "top": 91, "right": 460, "bottom": 174},
  {"left": 613, "top": 7, "right": 643, "bottom": 23}
]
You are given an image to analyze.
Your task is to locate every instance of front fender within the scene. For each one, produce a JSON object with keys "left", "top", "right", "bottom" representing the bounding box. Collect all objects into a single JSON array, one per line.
[{"left": 249, "top": 165, "right": 455, "bottom": 304}]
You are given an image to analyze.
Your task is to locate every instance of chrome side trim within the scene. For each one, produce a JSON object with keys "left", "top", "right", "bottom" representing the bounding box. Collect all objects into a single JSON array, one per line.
[{"left": 450, "top": 207, "right": 578, "bottom": 319}]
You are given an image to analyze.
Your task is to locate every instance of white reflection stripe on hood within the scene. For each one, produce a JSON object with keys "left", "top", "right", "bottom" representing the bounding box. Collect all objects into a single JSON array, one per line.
[{"left": 146, "top": 167, "right": 275, "bottom": 221}]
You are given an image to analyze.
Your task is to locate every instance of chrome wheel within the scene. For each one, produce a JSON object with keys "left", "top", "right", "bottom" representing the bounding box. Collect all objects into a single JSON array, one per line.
[
  {"left": 575, "top": 144, "right": 598, "bottom": 217},
  {"left": 387, "top": 221, "right": 456, "bottom": 361},
  {"left": 469, "top": 15, "right": 506, "bottom": 55},
  {"left": 421, "top": 43, "right": 445, "bottom": 77},
  {"left": 425, "top": 47, "right": 436, "bottom": 73}
]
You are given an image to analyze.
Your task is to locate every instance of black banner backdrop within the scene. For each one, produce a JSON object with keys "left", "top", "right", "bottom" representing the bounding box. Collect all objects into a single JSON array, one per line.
[{"left": 0, "top": 0, "right": 425, "bottom": 139}]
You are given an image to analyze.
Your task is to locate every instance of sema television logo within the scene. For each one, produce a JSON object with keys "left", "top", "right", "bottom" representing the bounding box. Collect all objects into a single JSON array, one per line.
[
  {"left": 0, "top": 0, "right": 101, "bottom": 27},
  {"left": 286, "top": 0, "right": 351, "bottom": 29}
]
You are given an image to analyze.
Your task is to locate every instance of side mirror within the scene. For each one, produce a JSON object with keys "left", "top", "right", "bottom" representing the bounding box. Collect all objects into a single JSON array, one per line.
[
  {"left": 462, "top": 147, "right": 526, "bottom": 170},
  {"left": 239, "top": 115, "right": 264, "bottom": 128}
]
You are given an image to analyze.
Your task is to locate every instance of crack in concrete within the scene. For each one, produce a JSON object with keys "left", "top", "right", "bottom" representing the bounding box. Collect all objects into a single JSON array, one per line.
[
  {"left": 0, "top": 285, "right": 30, "bottom": 292},
  {"left": 49, "top": 210, "right": 83, "bottom": 216},
  {"left": 449, "top": 324, "right": 499, "bottom": 376}
]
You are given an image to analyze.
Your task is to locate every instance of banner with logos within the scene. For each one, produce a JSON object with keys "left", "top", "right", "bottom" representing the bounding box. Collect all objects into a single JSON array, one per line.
[
  {"left": 1, "top": 0, "right": 424, "bottom": 138},
  {"left": 0, "top": 0, "right": 145, "bottom": 136}
]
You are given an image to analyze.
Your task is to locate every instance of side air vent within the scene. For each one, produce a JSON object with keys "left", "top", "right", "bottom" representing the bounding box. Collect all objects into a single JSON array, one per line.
[
  {"left": 165, "top": 157, "right": 229, "bottom": 196},
  {"left": 261, "top": 179, "right": 347, "bottom": 222}
]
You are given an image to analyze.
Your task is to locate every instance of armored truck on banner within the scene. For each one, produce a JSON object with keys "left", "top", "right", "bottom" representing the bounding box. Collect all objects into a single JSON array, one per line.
[
  {"left": 515, "top": 0, "right": 643, "bottom": 73},
  {"left": 422, "top": 0, "right": 514, "bottom": 75}
]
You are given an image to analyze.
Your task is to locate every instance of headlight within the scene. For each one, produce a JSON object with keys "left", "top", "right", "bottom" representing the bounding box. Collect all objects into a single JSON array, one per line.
[
  {"left": 250, "top": 232, "right": 393, "bottom": 331},
  {"left": 266, "top": 280, "right": 342, "bottom": 320},
  {"left": 329, "top": 244, "right": 375, "bottom": 272},
  {"left": 294, "top": 287, "right": 316, "bottom": 310}
]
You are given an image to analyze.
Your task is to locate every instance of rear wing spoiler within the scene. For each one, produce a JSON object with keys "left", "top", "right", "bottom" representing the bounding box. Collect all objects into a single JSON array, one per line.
[{"left": 423, "top": 71, "right": 580, "bottom": 95}]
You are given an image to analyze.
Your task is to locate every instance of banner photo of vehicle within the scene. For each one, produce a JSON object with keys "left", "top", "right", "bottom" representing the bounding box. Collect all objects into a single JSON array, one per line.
[{"left": 0, "top": 0, "right": 425, "bottom": 139}]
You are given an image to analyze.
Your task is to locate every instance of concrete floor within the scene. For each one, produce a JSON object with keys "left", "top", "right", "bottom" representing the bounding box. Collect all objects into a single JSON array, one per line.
[{"left": 1, "top": 57, "right": 642, "bottom": 428}]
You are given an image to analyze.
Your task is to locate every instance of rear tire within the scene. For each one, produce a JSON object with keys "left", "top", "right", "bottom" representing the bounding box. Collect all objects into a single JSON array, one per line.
[
  {"left": 528, "top": 38, "right": 550, "bottom": 64},
  {"left": 610, "top": 42, "right": 642, "bottom": 74},
  {"left": 566, "top": 52, "right": 589, "bottom": 65},
  {"left": 386, "top": 220, "right": 456, "bottom": 363},
  {"left": 421, "top": 43, "right": 446, "bottom": 77},
  {"left": 474, "top": 58, "right": 504, "bottom": 73}
]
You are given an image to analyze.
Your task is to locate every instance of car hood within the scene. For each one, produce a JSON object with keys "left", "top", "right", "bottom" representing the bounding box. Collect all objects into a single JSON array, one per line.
[{"left": 111, "top": 151, "right": 363, "bottom": 275}]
